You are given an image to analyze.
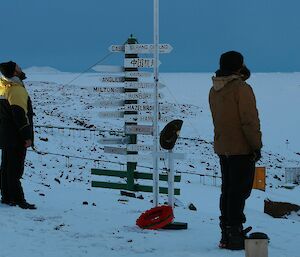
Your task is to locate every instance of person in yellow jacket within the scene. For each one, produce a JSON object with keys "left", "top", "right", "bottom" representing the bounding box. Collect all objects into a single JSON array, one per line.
[
  {"left": 209, "top": 51, "right": 262, "bottom": 250},
  {"left": 0, "top": 61, "right": 36, "bottom": 209}
]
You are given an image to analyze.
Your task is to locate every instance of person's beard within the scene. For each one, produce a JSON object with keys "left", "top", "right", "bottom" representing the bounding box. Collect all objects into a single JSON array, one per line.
[{"left": 18, "top": 71, "right": 27, "bottom": 81}]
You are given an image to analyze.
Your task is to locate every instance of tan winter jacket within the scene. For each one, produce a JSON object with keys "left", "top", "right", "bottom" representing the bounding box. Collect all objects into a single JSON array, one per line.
[{"left": 209, "top": 75, "right": 262, "bottom": 155}]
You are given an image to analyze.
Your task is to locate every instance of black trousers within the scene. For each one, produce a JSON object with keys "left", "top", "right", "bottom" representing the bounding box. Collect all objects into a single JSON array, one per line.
[
  {"left": 0, "top": 145, "right": 27, "bottom": 203},
  {"left": 219, "top": 155, "right": 255, "bottom": 227}
]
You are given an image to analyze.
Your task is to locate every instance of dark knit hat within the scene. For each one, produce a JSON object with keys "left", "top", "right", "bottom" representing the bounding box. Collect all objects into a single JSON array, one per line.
[
  {"left": 0, "top": 61, "right": 17, "bottom": 78},
  {"left": 219, "top": 51, "right": 244, "bottom": 72}
]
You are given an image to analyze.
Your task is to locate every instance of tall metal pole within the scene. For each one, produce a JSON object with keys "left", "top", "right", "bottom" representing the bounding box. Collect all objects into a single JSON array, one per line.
[
  {"left": 168, "top": 150, "right": 175, "bottom": 209},
  {"left": 153, "top": 0, "right": 160, "bottom": 206}
]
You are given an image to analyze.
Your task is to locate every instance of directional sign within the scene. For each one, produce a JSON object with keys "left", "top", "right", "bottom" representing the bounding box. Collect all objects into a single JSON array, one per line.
[
  {"left": 124, "top": 82, "right": 165, "bottom": 89},
  {"left": 124, "top": 115, "right": 171, "bottom": 123},
  {"left": 104, "top": 146, "right": 127, "bottom": 155},
  {"left": 125, "top": 125, "right": 153, "bottom": 135},
  {"left": 96, "top": 100, "right": 125, "bottom": 107},
  {"left": 154, "top": 152, "right": 186, "bottom": 160},
  {"left": 124, "top": 104, "right": 173, "bottom": 112},
  {"left": 99, "top": 137, "right": 130, "bottom": 145},
  {"left": 94, "top": 87, "right": 124, "bottom": 93},
  {"left": 126, "top": 154, "right": 152, "bottom": 163},
  {"left": 109, "top": 45, "right": 125, "bottom": 52},
  {"left": 125, "top": 71, "right": 152, "bottom": 78},
  {"left": 99, "top": 111, "right": 124, "bottom": 118},
  {"left": 124, "top": 104, "right": 153, "bottom": 112},
  {"left": 92, "top": 65, "right": 124, "bottom": 73},
  {"left": 124, "top": 92, "right": 164, "bottom": 100},
  {"left": 95, "top": 83, "right": 165, "bottom": 92},
  {"left": 125, "top": 44, "right": 173, "bottom": 54},
  {"left": 124, "top": 58, "right": 161, "bottom": 68},
  {"left": 101, "top": 77, "right": 125, "bottom": 83},
  {"left": 127, "top": 144, "right": 153, "bottom": 152}
]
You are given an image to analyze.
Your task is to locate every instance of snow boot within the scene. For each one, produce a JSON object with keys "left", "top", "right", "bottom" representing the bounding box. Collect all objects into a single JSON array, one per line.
[
  {"left": 1, "top": 199, "right": 16, "bottom": 206},
  {"left": 219, "top": 223, "right": 228, "bottom": 248},
  {"left": 226, "top": 225, "right": 245, "bottom": 250},
  {"left": 17, "top": 201, "right": 37, "bottom": 210}
]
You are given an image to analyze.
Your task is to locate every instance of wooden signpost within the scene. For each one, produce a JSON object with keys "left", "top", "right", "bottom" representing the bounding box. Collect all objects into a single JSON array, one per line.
[{"left": 91, "top": 33, "right": 180, "bottom": 202}]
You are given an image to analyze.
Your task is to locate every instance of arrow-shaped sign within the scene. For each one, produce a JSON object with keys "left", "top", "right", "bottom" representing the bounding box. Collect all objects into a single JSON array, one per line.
[
  {"left": 104, "top": 146, "right": 127, "bottom": 155},
  {"left": 124, "top": 104, "right": 172, "bottom": 112},
  {"left": 126, "top": 154, "right": 153, "bottom": 163},
  {"left": 124, "top": 92, "right": 164, "bottom": 100},
  {"left": 127, "top": 144, "right": 154, "bottom": 152},
  {"left": 101, "top": 77, "right": 125, "bottom": 83},
  {"left": 92, "top": 65, "right": 124, "bottom": 73},
  {"left": 124, "top": 115, "right": 171, "bottom": 123},
  {"left": 125, "top": 125, "right": 153, "bottom": 135},
  {"left": 99, "top": 137, "right": 130, "bottom": 145},
  {"left": 124, "top": 82, "right": 165, "bottom": 89},
  {"left": 95, "top": 100, "right": 125, "bottom": 107},
  {"left": 94, "top": 87, "right": 124, "bottom": 93},
  {"left": 124, "top": 58, "right": 161, "bottom": 68},
  {"left": 125, "top": 44, "right": 173, "bottom": 54},
  {"left": 108, "top": 45, "right": 125, "bottom": 52},
  {"left": 99, "top": 111, "right": 124, "bottom": 118},
  {"left": 124, "top": 71, "right": 152, "bottom": 78},
  {"left": 153, "top": 152, "right": 186, "bottom": 160}
]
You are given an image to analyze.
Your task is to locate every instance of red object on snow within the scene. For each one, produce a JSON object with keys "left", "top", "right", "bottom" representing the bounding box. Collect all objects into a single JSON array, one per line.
[{"left": 136, "top": 205, "right": 174, "bottom": 230}]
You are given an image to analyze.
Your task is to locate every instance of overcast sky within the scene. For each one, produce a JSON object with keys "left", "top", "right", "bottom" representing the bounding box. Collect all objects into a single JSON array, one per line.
[{"left": 1, "top": 0, "right": 300, "bottom": 72}]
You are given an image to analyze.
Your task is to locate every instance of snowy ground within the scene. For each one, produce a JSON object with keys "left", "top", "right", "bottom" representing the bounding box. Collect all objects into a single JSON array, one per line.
[{"left": 0, "top": 68, "right": 300, "bottom": 257}]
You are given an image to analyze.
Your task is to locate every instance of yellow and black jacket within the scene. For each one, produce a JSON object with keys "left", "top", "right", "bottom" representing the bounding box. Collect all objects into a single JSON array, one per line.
[{"left": 0, "top": 76, "right": 34, "bottom": 147}]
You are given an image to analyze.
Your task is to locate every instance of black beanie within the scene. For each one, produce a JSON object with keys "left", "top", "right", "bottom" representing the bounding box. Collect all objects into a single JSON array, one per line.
[
  {"left": 0, "top": 61, "right": 17, "bottom": 78},
  {"left": 219, "top": 51, "right": 244, "bottom": 72}
]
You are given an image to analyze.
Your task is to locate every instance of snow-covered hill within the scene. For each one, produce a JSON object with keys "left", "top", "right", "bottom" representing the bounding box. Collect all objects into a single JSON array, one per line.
[{"left": 0, "top": 71, "right": 299, "bottom": 257}]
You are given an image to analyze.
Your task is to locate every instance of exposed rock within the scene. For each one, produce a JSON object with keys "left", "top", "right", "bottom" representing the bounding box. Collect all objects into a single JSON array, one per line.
[{"left": 264, "top": 199, "right": 300, "bottom": 218}]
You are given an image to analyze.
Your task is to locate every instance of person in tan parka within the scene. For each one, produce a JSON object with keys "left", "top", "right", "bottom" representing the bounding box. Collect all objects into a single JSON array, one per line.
[{"left": 209, "top": 51, "right": 262, "bottom": 250}]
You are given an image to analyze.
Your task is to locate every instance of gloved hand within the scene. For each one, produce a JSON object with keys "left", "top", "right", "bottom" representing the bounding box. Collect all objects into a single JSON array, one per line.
[{"left": 253, "top": 149, "right": 262, "bottom": 162}]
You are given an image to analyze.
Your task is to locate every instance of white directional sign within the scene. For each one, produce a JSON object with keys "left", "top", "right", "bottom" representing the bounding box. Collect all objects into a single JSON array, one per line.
[
  {"left": 124, "top": 92, "right": 164, "bottom": 100},
  {"left": 101, "top": 77, "right": 125, "bottom": 83},
  {"left": 99, "top": 137, "right": 129, "bottom": 145},
  {"left": 108, "top": 45, "right": 125, "bottom": 52},
  {"left": 127, "top": 144, "right": 153, "bottom": 152},
  {"left": 99, "top": 111, "right": 124, "bottom": 118},
  {"left": 92, "top": 65, "right": 124, "bottom": 73},
  {"left": 125, "top": 44, "right": 173, "bottom": 54},
  {"left": 126, "top": 154, "right": 153, "bottom": 163},
  {"left": 94, "top": 87, "right": 124, "bottom": 93},
  {"left": 124, "top": 82, "right": 165, "bottom": 89},
  {"left": 124, "top": 58, "right": 161, "bottom": 68},
  {"left": 96, "top": 100, "right": 125, "bottom": 107},
  {"left": 154, "top": 152, "right": 186, "bottom": 160},
  {"left": 124, "top": 104, "right": 172, "bottom": 112},
  {"left": 124, "top": 104, "right": 153, "bottom": 112},
  {"left": 124, "top": 115, "right": 171, "bottom": 123},
  {"left": 125, "top": 125, "right": 153, "bottom": 135},
  {"left": 124, "top": 71, "right": 152, "bottom": 78},
  {"left": 104, "top": 146, "right": 127, "bottom": 155}
]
